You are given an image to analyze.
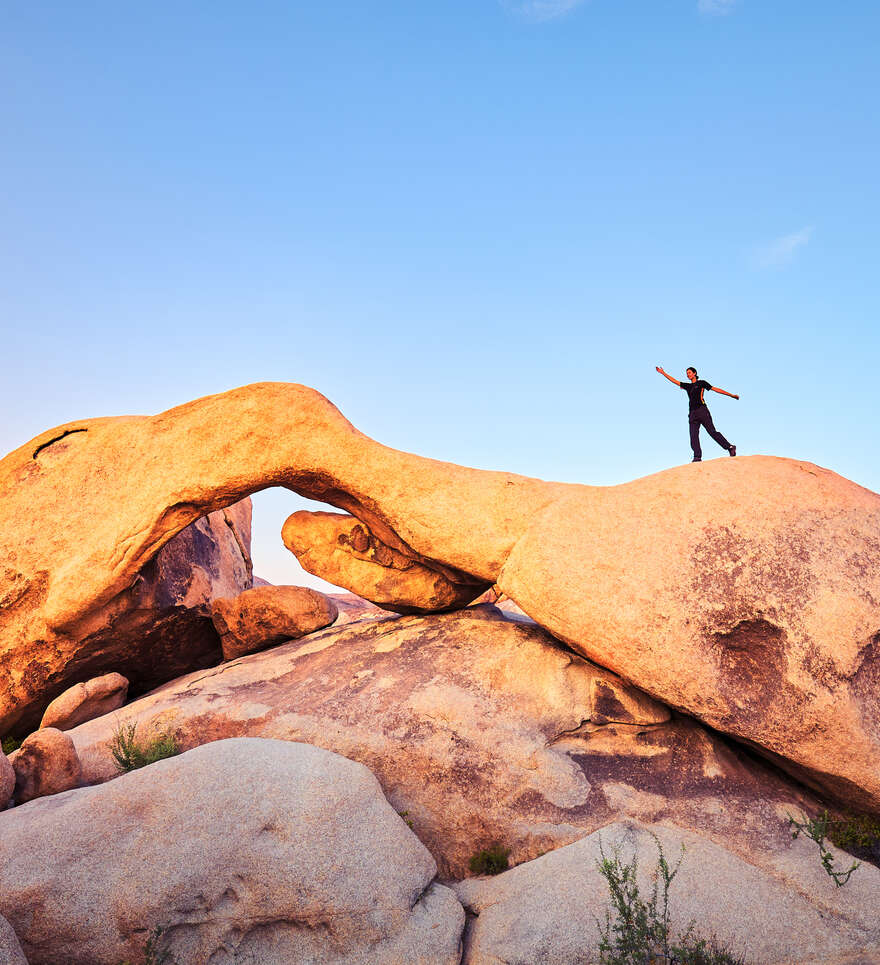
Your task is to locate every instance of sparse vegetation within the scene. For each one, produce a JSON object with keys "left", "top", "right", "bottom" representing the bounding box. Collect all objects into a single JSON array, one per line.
[
  {"left": 596, "top": 835, "right": 746, "bottom": 965},
  {"left": 109, "top": 721, "right": 180, "bottom": 774},
  {"left": 1, "top": 735, "right": 22, "bottom": 755},
  {"left": 397, "top": 809, "right": 414, "bottom": 829},
  {"left": 117, "top": 925, "right": 177, "bottom": 965},
  {"left": 787, "top": 810, "right": 860, "bottom": 887},
  {"left": 469, "top": 845, "right": 510, "bottom": 876},
  {"left": 825, "top": 812, "right": 880, "bottom": 863}
]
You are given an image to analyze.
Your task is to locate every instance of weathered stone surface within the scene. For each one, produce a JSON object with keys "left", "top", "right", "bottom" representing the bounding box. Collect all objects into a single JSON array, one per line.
[
  {"left": 2, "top": 383, "right": 879, "bottom": 812},
  {"left": 453, "top": 820, "right": 880, "bottom": 965},
  {"left": 0, "top": 738, "right": 464, "bottom": 965},
  {"left": 0, "top": 915, "right": 28, "bottom": 965},
  {"left": 12, "top": 727, "right": 81, "bottom": 804},
  {"left": 0, "top": 752, "right": 14, "bottom": 806},
  {"left": 211, "top": 584, "right": 338, "bottom": 660},
  {"left": 39, "top": 672, "right": 129, "bottom": 731},
  {"left": 69, "top": 606, "right": 821, "bottom": 880},
  {"left": 0, "top": 495, "right": 252, "bottom": 736},
  {"left": 282, "top": 510, "right": 489, "bottom": 613}
]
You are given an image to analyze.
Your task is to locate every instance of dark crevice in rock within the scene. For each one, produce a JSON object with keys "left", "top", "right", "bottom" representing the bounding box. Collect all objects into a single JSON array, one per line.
[{"left": 32, "top": 427, "right": 88, "bottom": 459}]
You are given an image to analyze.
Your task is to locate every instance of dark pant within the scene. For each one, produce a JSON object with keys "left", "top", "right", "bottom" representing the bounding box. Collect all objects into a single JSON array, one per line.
[{"left": 689, "top": 406, "right": 731, "bottom": 460}]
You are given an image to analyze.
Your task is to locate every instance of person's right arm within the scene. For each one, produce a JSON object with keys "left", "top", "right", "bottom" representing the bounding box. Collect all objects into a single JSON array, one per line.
[{"left": 655, "top": 366, "right": 681, "bottom": 387}]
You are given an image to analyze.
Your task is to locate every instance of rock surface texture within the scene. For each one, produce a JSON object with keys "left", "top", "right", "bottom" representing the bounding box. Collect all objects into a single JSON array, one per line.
[
  {"left": 39, "top": 671, "right": 129, "bottom": 731},
  {"left": 0, "top": 738, "right": 464, "bottom": 965},
  {"left": 11, "top": 727, "right": 81, "bottom": 804},
  {"left": 0, "top": 489, "right": 253, "bottom": 735},
  {"left": 210, "top": 584, "right": 338, "bottom": 660},
  {"left": 0, "top": 915, "right": 28, "bottom": 965},
  {"left": 69, "top": 606, "right": 821, "bottom": 879},
  {"left": 453, "top": 821, "right": 880, "bottom": 965},
  {"left": 0, "top": 752, "right": 14, "bottom": 806},
  {"left": 1, "top": 383, "right": 879, "bottom": 813}
]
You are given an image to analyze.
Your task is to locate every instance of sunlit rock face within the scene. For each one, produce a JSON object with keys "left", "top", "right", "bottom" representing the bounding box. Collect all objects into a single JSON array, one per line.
[{"left": 1, "top": 382, "right": 879, "bottom": 814}]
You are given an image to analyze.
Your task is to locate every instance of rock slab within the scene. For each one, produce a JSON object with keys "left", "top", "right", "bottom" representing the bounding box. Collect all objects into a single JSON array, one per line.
[
  {"left": 39, "top": 672, "right": 129, "bottom": 731},
  {"left": 0, "top": 915, "right": 28, "bottom": 965},
  {"left": 210, "top": 584, "right": 338, "bottom": 660},
  {"left": 68, "top": 606, "right": 819, "bottom": 881},
  {"left": 0, "top": 737, "right": 464, "bottom": 965},
  {"left": 453, "top": 821, "right": 880, "bottom": 965}
]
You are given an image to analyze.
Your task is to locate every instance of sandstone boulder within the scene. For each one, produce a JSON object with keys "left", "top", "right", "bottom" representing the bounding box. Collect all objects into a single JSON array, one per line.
[
  {"left": 0, "top": 751, "right": 14, "bottom": 806},
  {"left": 39, "top": 672, "right": 129, "bottom": 731},
  {"left": 453, "top": 820, "right": 880, "bottom": 965},
  {"left": 282, "top": 510, "right": 489, "bottom": 613},
  {"left": 69, "top": 606, "right": 821, "bottom": 880},
  {"left": 0, "top": 738, "right": 464, "bottom": 965},
  {"left": 12, "top": 727, "right": 81, "bottom": 804},
  {"left": 0, "top": 915, "right": 28, "bottom": 965},
  {"left": 211, "top": 584, "right": 338, "bottom": 660},
  {"left": 1, "top": 383, "right": 878, "bottom": 813}
]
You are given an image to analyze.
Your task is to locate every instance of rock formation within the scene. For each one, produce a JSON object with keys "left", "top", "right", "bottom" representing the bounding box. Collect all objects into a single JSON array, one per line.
[
  {"left": 68, "top": 606, "right": 822, "bottom": 879},
  {"left": 11, "top": 727, "right": 81, "bottom": 804},
  {"left": 0, "top": 752, "right": 13, "bottom": 806},
  {"left": 210, "top": 584, "right": 338, "bottom": 660},
  {"left": 39, "top": 671, "right": 129, "bottom": 731},
  {"left": 0, "top": 915, "right": 28, "bottom": 965},
  {"left": 282, "top": 510, "right": 489, "bottom": 613},
  {"left": 1, "top": 383, "right": 878, "bottom": 817},
  {"left": 0, "top": 738, "right": 465, "bottom": 965},
  {"left": 453, "top": 821, "right": 880, "bottom": 965}
]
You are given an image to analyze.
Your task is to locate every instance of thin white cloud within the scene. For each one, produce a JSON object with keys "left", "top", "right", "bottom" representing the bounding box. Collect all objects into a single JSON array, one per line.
[
  {"left": 501, "top": 0, "right": 587, "bottom": 22},
  {"left": 698, "top": 0, "right": 737, "bottom": 15},
  {"left": 752, "top": 226, "right": 815, "bottom": 269}
]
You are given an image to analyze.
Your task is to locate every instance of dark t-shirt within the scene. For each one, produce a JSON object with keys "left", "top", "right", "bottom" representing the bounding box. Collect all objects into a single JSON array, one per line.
[{"left": 680, "top": 379, "right": 712, "bottom": 412}]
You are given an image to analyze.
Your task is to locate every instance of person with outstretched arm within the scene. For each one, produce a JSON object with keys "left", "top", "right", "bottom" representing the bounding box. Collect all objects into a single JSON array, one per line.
[{"left": 656, "top": 365, "right": 739, "bottom": 462}]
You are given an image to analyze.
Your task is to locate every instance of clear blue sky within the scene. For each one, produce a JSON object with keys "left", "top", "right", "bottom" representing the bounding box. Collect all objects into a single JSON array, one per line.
[{"left": 2, "top": 2, "right": 878, "bottom": 587}]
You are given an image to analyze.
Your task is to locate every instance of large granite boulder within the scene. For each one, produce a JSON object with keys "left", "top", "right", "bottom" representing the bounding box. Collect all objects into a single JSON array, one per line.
[
  {"left": 453, "top": 820, "right": 880, "bottom": 965},
  {"left": 0, "top": 738, "right": 464, "bottom": 965},
  {"left": 39, "top": 672, "right": 129, "bottom": 731},
  {"left": 68, "top": 606, "right": 821, "bottom": 879},
  {"left": 1, "top": 383, "right": 878, "bottom": 814},
  {"left": 11, "top": 727, "right": 82, "bottom": 804},
  {"left": 210, "top": 584, "right": 338, "bottom": 660}
]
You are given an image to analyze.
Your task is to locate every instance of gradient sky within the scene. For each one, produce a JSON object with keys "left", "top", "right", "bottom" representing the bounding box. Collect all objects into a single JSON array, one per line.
[{"left": 2, "top": 1, "right": 878, "bottom": 588}]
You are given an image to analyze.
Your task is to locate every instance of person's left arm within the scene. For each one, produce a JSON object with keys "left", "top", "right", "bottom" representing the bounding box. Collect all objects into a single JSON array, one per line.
[{"left": 710, "top": 385, "right": 740, "bottom": 400}]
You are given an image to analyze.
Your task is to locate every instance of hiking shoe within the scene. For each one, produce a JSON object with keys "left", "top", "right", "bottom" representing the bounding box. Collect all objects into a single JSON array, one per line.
[
  {"left": 729, "top": 445, "right": 737, "bottom": 457},
  {"left": 692, "top": 458, "right": 702, "bottom": 462}
]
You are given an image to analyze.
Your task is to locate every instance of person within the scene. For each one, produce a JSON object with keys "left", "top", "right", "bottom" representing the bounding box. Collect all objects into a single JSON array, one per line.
[{"left": 656, "top": 365, "right": 739, "bottom": 462}]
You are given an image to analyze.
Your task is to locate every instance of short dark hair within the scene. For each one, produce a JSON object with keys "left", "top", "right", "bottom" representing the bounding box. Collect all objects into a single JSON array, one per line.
[{"left": 686, "top": 366, "right": 697, "bottom": 376}]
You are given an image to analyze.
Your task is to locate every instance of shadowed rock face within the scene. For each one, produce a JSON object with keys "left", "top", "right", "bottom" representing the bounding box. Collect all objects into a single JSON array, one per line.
[{"left": 1, "top": 383, "right": 879, "bottom": 813}]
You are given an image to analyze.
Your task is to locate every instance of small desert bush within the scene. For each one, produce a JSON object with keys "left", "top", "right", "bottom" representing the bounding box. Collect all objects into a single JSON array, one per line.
[
  {"left": 787, "top": 811, "right": 861, "bottom": 886},
  {"left": 117, "top": 925, "right": 177, "bottom": 965},
  {"left": 596, "top": 835, "right": 746, "bottom": 965},
  {"left": 1, "top": 735, "right": 22, "bottom": 755},
  {"left": 469, "top": 845, "right": 510, "bottom": 876},
  {"left": 109, "top": 721, "right": 180, "bottom": 774}
]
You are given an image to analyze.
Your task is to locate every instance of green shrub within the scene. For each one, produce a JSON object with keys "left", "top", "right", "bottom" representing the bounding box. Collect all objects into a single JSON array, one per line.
[
  {"left": 469, "top": 845, "right": 510, "bottom": 876},
  {"left": 596, "top": 835, "right": 746, "bottom": 965},
  {"left": 787, "top": 811, "right": 860, "bottom": 886},
  {"left": 109, "top": 721, "right": 180, "bottom": 774},
  {"left": 826, "top": 812, "right": 880, "bottom": 856},
  {"left": 1, "top": 736, "right": 22, "bottom": 755}
]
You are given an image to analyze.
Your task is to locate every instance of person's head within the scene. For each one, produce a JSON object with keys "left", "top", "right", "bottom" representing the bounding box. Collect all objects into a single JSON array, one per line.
[{"left": 686, "top": 367, "right": 698, "bottom": 382}]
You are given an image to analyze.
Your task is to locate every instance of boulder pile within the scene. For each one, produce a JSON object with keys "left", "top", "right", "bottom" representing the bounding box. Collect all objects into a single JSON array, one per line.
[{"left": 1, "top": 382, "right": 879, "bottom": 964}]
